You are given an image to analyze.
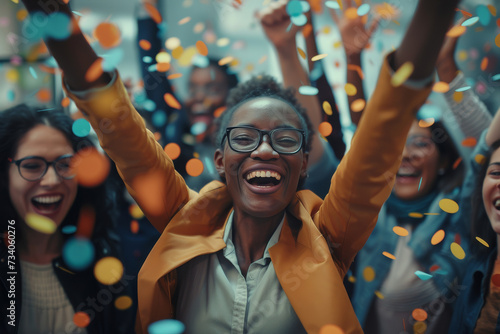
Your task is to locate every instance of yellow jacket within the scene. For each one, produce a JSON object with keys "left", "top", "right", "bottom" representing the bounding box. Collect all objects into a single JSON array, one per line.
[{"left": 66, "top": 56, "right": 432, "bottom": 334}]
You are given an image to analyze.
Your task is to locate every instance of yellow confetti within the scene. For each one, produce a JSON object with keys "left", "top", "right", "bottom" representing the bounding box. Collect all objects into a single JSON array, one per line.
[
  {"left": 311, "top": 54, "right": 328, "bottom": 62},
  {"left": 297, "top": 47, "right": 306, "bottom": 60},
  {"left": 129, "top": 204, "right": 144, "bottom": 219},
  {"left": 345, "top": 7, "right": 358, "bottom": 19},
  {"left": 457, "top": 50, "right": 468, "bottom": 61},
  {"left": 115, "top": 296, "right": 133, "bottom": 310},
  {"left": 219, "top": 56, "right": 234, "bottom": 66},
  {"left": 351, "top": 99, "right": 366, "bottom": 112},
  {"left": 433, "top": 81, "right": 450, "bottom": 93},
  {"left": 348, "top": 275, "right": 356, "bottom": 283},
  {"left": 155, "top": 51, "right": 171, "bottom": 64},
  {"left": 439, "top": 198, "right": 459, "bottom": 214},
  {"left": 414, "top": 321, "right": 427, "bottom": 334},
  {"left": 382, "top": 251, "right": 396, "bottom": 260},
  {"left": 393, "top": 226, "right": 409, "bottom": 237},
  {"left": 6, "top": 69, "right": 19, "bottom": 83},
  {"left": 424, "top": 213, "right": 440, "bottom": 216},
  {"left": 178, "top": 16, "right": 191, "bottom": 25},
  {"left": 363, "top": 266, "right": 375, "bottom": 282},
  {"left": 431, "top": 229, "right": 445, "bottom": 245},
  {"left": 16, "top": 9, "right": 28, "bottom": 21},
  {"left": 345, "top": 83, "right": 357, "bottom": 96},
  {"left": 322, "top": 26, "right": 331, "bottom": 34},
  {"left": 476, "top": 236, "right": 490, "bottom": 248},
  {"left": 94, "top": 257, "right": 124, "bottom": 285},
  {"left": 11, "top": 0, "right": 19, "bottom": 4},
  {"left": 450, "top": 242, "right": 466, "bottom": 260},
  {"left": 178, "top": 46, "right": 197, "bottom": 67},
  {"left": 323, "top": 101, "right": 333, "bottom": 115},
  {"left": 375, "top": 291, "right": 384, "bottom": 299},
  {"left": 25, "top": 213, "right": 57, "bottom": 234},
  {"left": 475, "top": 154, "right": 486, "bottom": 165},
  {"left": 171, "top": 46, "right": 184, "bottom": 59},
  {"left": 333, "top": 41, "right": 342, "bottom": 49},
  {"left": 165, "top": 37, "right": 181, "bottom": 50},
  {"left": 453, "top": 91, "right": 463, "bottom": 103},
  {"left": 216, "top": 37, "right": 230, "bottom": 47},
  {"left": 245, "top": 64, "right": 254, "bottom": 72},
  {"left": 447, "top": 25, "right": 466, "bottom": 38},
  {"left": 409, "top": 212, "right": 424, "bottom": 218},
  {"left": 391, "top": 62, "right": 414, "bottom": 87}
]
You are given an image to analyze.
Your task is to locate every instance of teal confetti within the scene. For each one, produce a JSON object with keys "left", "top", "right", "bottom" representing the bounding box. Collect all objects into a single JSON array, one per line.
[
  {"left": 37, "top": 108, "right": 55, "bottom": 112},
  {"left": 62, "top": 225, "right": 77, "bottom": 234},
  {"left": 7, "top": 90, "right": 15, "bottom": 102},
  {"left": 492, "top": 74, "right": 500, "bottom": 81},
  {"left": 287, "top": 1, "right": 304, "bottom": 16},
  {"left": 418, "top": 177, "right": 422, "bottom": 191},
  {"left": 72, "top": 118, "right": 91, "bottom": 137},
  {"left": 291, "top": 14, "right": 307, "bottom": 26},
  {"left": 415, "top": 270, "right": 433, "bottom": 281},
  {"left": 143, "top": 99, "right": 156, "bottom": 112},
  {"left": 72, "top": 11, "right": 83, "bottom": 16},
  {"left": 357, "top": 4, "right": 370, "bottom": 16},
  {"left": 476, "top": 5, "right": 491, "bottom": 26},
  {"left": 63, "top": 237, "right": 95, "bottom": 271},
  {"left": 29, "top": 66, "right": 38, "bottom": 79},
  {"left": 192, "top": 55, "right": 209, "bottom": 68},
  {"left": 142, "top": 56, "right": 153, "bottom": 64},
  {"left": 455, "top": 86, "right": 471, "bottom": 92},
  {"left": 149, "top": 320, "right": 185, "bottom": 334},
  {"left": 152, "top": 111, "right": 167, "bottom": 127},
  {"left": 45, "top": 12, "right": 72, "bottom": 40},
  {"left": 101, "top": 48, "right": 124, "bottom": 71},
  {"left": 461, "top": 17, "right": 479, "bottom": 27},
  {"left": 298, "top": 86, "right": 319, "bottom": 95},
  {"left": 417, "top": 104, "right": 441, "bottom": 120},
  {"left": 191, "top": 122, "right": 207, "bottom": 136},
  {"left": 300, "top": 1, "right": 310, "bottom": 12},
  {"left": 325, "top": 1, "right": 340, "bottom": 9}
]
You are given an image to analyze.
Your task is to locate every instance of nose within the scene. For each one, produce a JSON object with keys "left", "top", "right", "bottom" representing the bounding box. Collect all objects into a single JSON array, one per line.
[
  {"left": 250, "top": 136, "right": 279, "bottom": 160},
  {"left": 39, "top": 165, "right": 62, "bottom": 186}
]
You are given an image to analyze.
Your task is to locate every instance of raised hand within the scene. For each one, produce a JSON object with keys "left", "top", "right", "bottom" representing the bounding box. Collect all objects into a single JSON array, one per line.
[
  {"left": 258, "top": 0, "right": 302, "bottom": 50},
  {"left": 436, "top": 18, "right": 466, "bottom": 83}
]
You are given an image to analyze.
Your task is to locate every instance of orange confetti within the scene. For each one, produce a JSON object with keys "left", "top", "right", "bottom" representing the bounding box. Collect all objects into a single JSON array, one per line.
[
  {"left": 94, "top": 22, "right": 121, "bottom": 49},
  {"left": 351, "top": 99, "right": 365, "bottom": 112},
  {"left": 382, "top": 251, "right": 396, "bottom": 260},
  {"left": 76, "top": 206, "right": 95, "bottom": 239},
  {"left": 302, "top": 23, "right": 313, "bottom": 38},
  {"left": 345, "top": 7, "right": 358, "bottom": 19},
  {"left": 318, "top": 122, "right": 333, "bottom": 137},
  {"left": 130, "top": 220, "right": 139, "bottom": 234},
  {"left": 196, "top": 40, "right": 208, "bottom": 56},
  {"left": 412, "top": 308, "right": 428, "bottom": 322},
  {"left": 139, "top": 39, "right": 151, "bottom": 51},
  {"left": 164, "top": 143, "right": 181, "bottom": 160},
  {"left": 164, "top": 93, "right": 181, "bottom": 110},
  {"left": 186, "top": 158, "right": 204, "bottom": 177},
  {"left": 432, "top": 81, "right": 450, "bottom": 93},
  {"left": 481, "top": 57, "right": 489, "bottom": 71},
  {"left": 319, "top": 324, "right": 344, "bottom": 334},
  {"left": 72, "top": 147, "right": 110, "bottom": 187},
  {"left": 462, "top": 137, "right": 477, "bottom": 147},
  {"left": 446, "top": 25, "right": 466, "bottom": 38},
  {"left": 178, "top": 16, "right": 191, "bottom": 25},
  {"left": 457, "top": 8, "right": 473, "bottom": 17},
  {"left": 347, "top": 64, "right": 364, "bottom": 79},
  {"left": 36, "top": 88, "right": 52, "bottom": 103},
  {"left": 167, "top": 73, "right": 183, "bottom": 80},
  {"left": 297, "top": 47, "right": 306, "bottom": 60},
  {"left": 73, "top": 312, "right": 90, "bottom": 328},
  {"left": 418, "top": 118, "right": 434, "bottom": 128},
  {"left": 453, "top": 157, "right": 462, "bottom": 170},
  {"left": 214, "top": 106, "right": 227, "bottom": 118},
  {"left": 144, "top": 3, "right": 162, "bottom": 24},
  {"left": 157, "top": 62, "right": 170, "bottom": 73},
  {"left": 85, "top": 58, "right": 104, "bottom": 83},
  {"left": 61, "top": 97, "right": 70, "bottom": 108},
  {"left": 393, "top": 226, "right": 409, "bottom": 237},
  {"left": 431, "top": 230, "right": 445, "bottom": 245}
]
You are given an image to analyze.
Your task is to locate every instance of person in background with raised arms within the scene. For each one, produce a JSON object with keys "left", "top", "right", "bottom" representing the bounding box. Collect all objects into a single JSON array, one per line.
[{"left": 19, "top": 0, "right": 460, "bottom": 332}]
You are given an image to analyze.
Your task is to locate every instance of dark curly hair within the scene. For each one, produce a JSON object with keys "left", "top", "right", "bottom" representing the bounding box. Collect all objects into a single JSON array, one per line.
[
  {"left": 192, "top": 57, "right": 239, "bottom": 91},
  {"left": 0, "top": 104, "right": 116, "bottom": 245},
  {"left": 216, "top": 74, "right": 314, "bottom": 153}
]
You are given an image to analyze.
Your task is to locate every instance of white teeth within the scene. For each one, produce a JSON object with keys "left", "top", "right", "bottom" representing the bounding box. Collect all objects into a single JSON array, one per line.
[
  {"left": 33, "top": 195, "right": 62, "bottom": 204},
  {"left": 245, "top": 170, "right": 282, "bottom": 181},
  {"left": 495, "top": 199, "right": 500, "bottom": 208}
]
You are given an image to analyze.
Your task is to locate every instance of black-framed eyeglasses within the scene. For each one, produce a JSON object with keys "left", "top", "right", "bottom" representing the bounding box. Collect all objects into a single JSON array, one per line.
[
  {"left": 221, "top": 126, "right": 305, "bottom": 155},
  {"left": 9, "top": 154, "right": 75, "bottom": 181}
]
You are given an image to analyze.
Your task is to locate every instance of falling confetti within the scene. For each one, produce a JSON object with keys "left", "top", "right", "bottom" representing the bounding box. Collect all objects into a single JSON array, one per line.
[
  {"left": 319, "top": 324, "right": 345, "bottom": 334},
  {"left": 129, "top": 204, "right": 144, "bottom": 219},
  {"left": 164, "top": 93, "right": 182, "bottom": 109},
  {"left": 85, "top": 58, "right": 104, "bottom": 82},
  {"left": 63, "top": 237, "right": 95, "bottom": 270},
  {"left": 72, "top": 118, "right": 91, "bottom": 137},
  {"left": 409, "top": 212, "right": 423, "bottom": 218},
  {"left": 36, "top": 88, "right": 52, "bottom": 103},
  {"left": 94, "top": 256, "right": 124, "bottom": 285},
  {"left": 164, "top": 143, "right": 181, "bottom": 160},
  {"left": 461, "top": 137, "right": 477, "bottom": 147},
  {"left": 318, "top": 122, "right": 333, "bottom": 137},
  {"left": 139, "top": 39, "right": 151, "bottom": 50},
  {"left": 94, "top": 22, "right": 121, "bottom": 49},
  {"left": 178, "top": 17, "right": 191, "bottom": 25},
  {"left": 418, "top": 177, "right": 423, "bottom": 191},
  {"left": 382, "top": 251, "right": 396, "bottom": 260},
  {"left": 415, "top": 270, "right": 433, "bottom": 280},
  {"left": 462, "top": 16, "right": 479, "bottom": 27},
  {"left": 115, "top": 296, "right": 133, "bottom": 310},
  {"left": 298, "top": 86, "right": 319, "bottom": 95},
  {"left": 450, "top": 242, "right": 466, "bottom": 259},
  {"left": 73, "top": 312, "right": 91, "bottom": 328},
  {"left": 431, "top": 230, "right": 445, "bottom": 245},
  {"left": 439, "top": 198, "right": 459, "bottom": 214},
  {"left": 196, "top": 40, "right": 208, "bottom": 56},
  {"left": 186, "top": 158, "right": 204, "bottom": 177},
  {"left": 25, "top": 213, "right": 57, "bottom": 234},
  {"left": 393, "top": 226, "right": 409, "bottom": 236},
  {"left": 149, "top": 320, "right": 185, "bottom": 334},
  {"left": 351, "top": 99, "right": 365, "bottom": 112},
  {"left": 363, "top": 266, "right": 375, "bottom": 282},
  {"left": 476, "top": 236, "right": 489, "bottom": 247},
  {"left": 391, "top": 62, "right": 414, "bottom": 87},
  {"left": 344, "top": 83, "right": 357, "bottom": 96},
  {"left": 72, "top": 147, "right": 110, "bottom": 187},
  {"left": 432, "top": 81, "right": 450, "bottom": 93},
  {"left": 297, "top": 47, "right": 306, "bottom": 59},
  {"left": 311, "top": 54, "right": 328, "bottom": 62},
  {"left": 323, "top": 101, "right": 333, "bottom": 115},
  {"left": 475, "top": 154, "right": 486, "bottom": 165},
  {"left": 412, "top": 308, "right": 428, "bottom": 321},
  {"left": 144, "top": 3, "right": 162, "bottom": 24},
  {"left": 446, "top": 25, "right": 466, "bottom": 38}
]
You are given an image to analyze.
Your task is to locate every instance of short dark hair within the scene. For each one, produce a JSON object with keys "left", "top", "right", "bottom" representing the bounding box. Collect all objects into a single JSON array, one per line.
[
  {"left": 471, "top": 139, "right": 500, "bottom": 254},
  {"left": 0, "top": 104, "right": 116, "bottom": 243},
  {"left": 192, "top": 57, "right": 239, "bottom": 91},
  {"left": 216, "top": 74, "right": 313, "bottom": 153}
]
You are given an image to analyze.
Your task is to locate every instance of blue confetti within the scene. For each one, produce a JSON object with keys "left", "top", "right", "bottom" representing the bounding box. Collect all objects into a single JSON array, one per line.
[
  {"left": 476, "top": 5, "right": 491, "bottom": 26},
  {"left": 101, "top": 48, "right": 124, "bottom": 72},
  {"left": 455, "top": 86, "right": 471, "bottom": 92},
  {"left": 72, "top": 119, "right": 91, "bottom": 137},
  {"left": 298, "top": 85, "right": 319, "bottom": 95},
  {"left": 191, "top": 122, "right": 207, "bottom": 136},
  {"left": 492, "top": 74, "right": 500, "bottom": 81},
  {"left": 45, "top": 12, "right": 72, "bottom": 40},
  {"left": 152, "top": 111, "right": 167, "bottom": 127},
  {"left": 148, "top": 320, "right": 185, "bottom": 334},
  {"left": 61, "top": 225, "right": 77, "bottom": 234},
  {"left": 142, "top": 56, "right": 153, "bottom": 64},
  {"left": 415, "top": 270, "right": 433, "bottom": 281},
  {"left": 461, "top": 16, "right": 479, "bottom": 27},
  {"left": 63, "top": 237, "right": 95, "bottom": 271},
  {"left": 287, "top": 1, "right": 304, "bottom": 16},
  {"left": 357, "top": 4, "right": 370, "bottom": 16},
  {"left": 325, "top": 1, "right": 340, "bottom": 9},
  {"left": 291, "top": 14, "right": 307, "bottom": 26},
  {"left": 29, "top": 66, "right": 38, "bottom": 79}
]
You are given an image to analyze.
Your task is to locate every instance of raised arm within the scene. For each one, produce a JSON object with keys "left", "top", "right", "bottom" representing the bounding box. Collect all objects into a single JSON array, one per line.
[
  {"left": 258, "top": 0, "right": 325, "bottom": 165},
  {"left": 317, "top": 0, "right": 461, "bottom": 275},
  {"left": 20, "top": 0, "right": 191, "bottom": 231}
]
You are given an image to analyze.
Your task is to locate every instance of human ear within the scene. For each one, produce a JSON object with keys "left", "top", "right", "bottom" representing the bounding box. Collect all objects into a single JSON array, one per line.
[
  {"left": 300, "top": 151, "right": 309, "bottom": 178},
  {"left": 214, "top": 148, "right": 225, "bottom": 180}
]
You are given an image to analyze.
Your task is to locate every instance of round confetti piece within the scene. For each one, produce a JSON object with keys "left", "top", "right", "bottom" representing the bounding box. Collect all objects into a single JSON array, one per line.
[
  {"left": 94, "top": 22, "right": 121, "bottom": 49},
  {"left": 219, "top": 56, "right": 234, "bottom": 66},
  {"left": 178, "top": 16, "right": 191, "bottom": 25},
  {"left": 357, "top": 3, "right": 370, "bottom": 16},
  {"left": 152, "top": 111, "right": 167, "bottom": 127},
  {"left": 63, "top": 237, "right": 95, "bottom": 271},
  {"left": 73, "top": 311, "right": 91, "bottom": 328},
  {"left": 72, "top": 118, "right": 91, "bottom": 137},
  {"left": 415, "top": 270, "right": 432, "bottom": 280},
  {"left": 156, "top": 51, "right": 171, "bottom": 64},
  {"left": 412, "top": 308, "right": 428, "bottom": 322},
  {"left": 25, "top": 213, "right": 57, "bottom": 234},
  {"left": 213, "top": 106, "right": 227, "bottom": 118},
  {"left": 319, "top": 324, "right": 344, "bottom": 334},
  {"left": 287, "top": 0, "right": 304, "bottom": 17},
  {"left": 413, "top": 321, "right": 427, "bottom": 334},
  {"left": 7, "top": 90, "right": 15, "bottom": 102},
  {"left": 73, "top": 148, "right": 110, "bottom": 187},
  {"left": 102, "top": 48, "right": 124, "bottom": 72},
  {"left": 300, "top": 1, "right": 310, "bottom": 13},
  {"left": 382, "top": 251, "right": 396, "bottom": 260},
  {"left": 164, "top": 93, "right": 182, "bottom": 110},
  {"left": 393, "top": 226, "right": 409, "bottom": 237},
  {"left": 450, "top": 242, "right": 466, "bottom": 260},
  {"left": 172, "top": 46, "right": 184, "bottom": 59},
  {"left": 178, "top": 46, "right": 198, "bottom": 67},
  {"left": 129, "top": 204, "right": 144, "bottom": 219},
  {"left": 432, "top": 81, "right": 450, "bottom": 93},
  {"left": 139, "top": 39, "right": 151, "bottom": 51},
  {"left": 157, "top": 62, "right": 170, "bottom": 73},
  {"left": 418, "top": 118, "right": 434, "bottom": 128},
  {"left": 36, "top": 88, "right": 52, "bottom": 103},
  {"left": 447, "top": 25, "right": 466, "bottom": 38},
  {"left": 61, "top": 97, "right": 70, "bottom": 107},
  {"left": 323, "top": 101, "right": 333, "bottom": 115},
  {"left": 62, "top": 225, "right": 77, "bottom": 234},
  {"left": 130, "top": 220, "right": 139, "bottom": 234},
  {"left": 192, "top": 55, "right": 209, "bottom": 68},
  {"left": 164, "top": 143, "right": 181, "bottom": 160},
  {"left": 196, "top": 40, "right": 208, "bottom": 56},
  {"left": 462, "top": 16, "right": 479, "bottom": 27},
  {"left": 85, "top": 58, "right": 104, "bottom": 83},
  {"left": 311, "top": 54, "right": 328, "bottom": 62},
  {"left": 186, "top": 158, "right": 204, "bottom": 177},
  {"left": 409, "top": 212, "right": 424, "bottom": 218},
  {"left": 431, "top": 229, "right": 445, "bottom": 245},
  {"left": 165, "top": 37, "right": 181, "bottom": 50},
  {"left": 193, "top": 22, "right": 205, "bottom": 33},
  {"left": 115, "top": 295, "right": 133, "bottom": 310},
  {"left": 476, "top": 5, "right": 491, "bottom": 26},
  {"left": 318, "top": 122, "right": 333, "bottom": 137},
  {"left": 298, "top": 86, "right": 319, "bottom": 96},
  {"left": 191, "top": 122, "right": 208, "bottom": 136},
  {"left": 350, "top": 99, "right": 365, "bottom": 112},
  {"left": 348, "top": 276, "right": 356, "bottom": 283},
  {"left": 439, "top": 198, "right": 459, "bottom": 214},
  {"left": 344, "top": 83, "right": 357, "bottom": 96},
  {"left": 17, "top": 8, "right": 28, "bottom": 21},
  {"left": 453, "top": 91, "right": 463, "bottom": 103},
  {"left": 492, "top": 274, "right": 500, "bottom": 287},
  {"left": 363, "top": 266, "right": 375, "bottom": 282},
  {"left": 391, "top": 62, "right": 414, "bottom": 87},
  {"left": 375, "top": 291, "right": 384, "bottom": 299},
  {"left": 291, "top": 14, "right": 307, "bottom": 26},
  {"left": 94, "top": 256, "right": 123, "bottom": 285},
  {"left": 325, "top": 1, "right": 340, "bottom": 9},
  {"left": 216, "top": 37, "right": 230, "bottom": 47},
  {"left": 144, "top": 3, "right": 162, "bottom": 24},
  {"left": 475, "top": 154, "right": 486, "bottom": 165},
  {"left": 461, "top": 137, "right": 477, "bottom": 147},
  {"left": 476, "top": 236, "right": 489, "bottom": 248},
  {"left": 45, "top": 12, "right": 72, "bottom": 40},
  {"left": 6, "top": 69, "right": 19, "bottom": 83},
  {"left": 494, "top": 34, "right": 500, "bottom": 48},
  {"left": 149, "top": 319, "right": 186, "bottom": 334},
  {"left": 345, "top": 7, "right": 358, "bottom": 19}
]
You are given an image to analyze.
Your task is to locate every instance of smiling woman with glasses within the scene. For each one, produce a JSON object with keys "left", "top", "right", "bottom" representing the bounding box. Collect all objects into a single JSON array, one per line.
[{"left": 0, "top": 105, "right": 132, "bottom": 334}]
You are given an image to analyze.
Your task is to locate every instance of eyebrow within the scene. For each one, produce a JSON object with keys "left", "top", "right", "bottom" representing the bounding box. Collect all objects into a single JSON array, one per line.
[
  {"left": 488, "top": 162, "right": 500, "bottom": 167},
  {"left": 234, "top": 124, "right": 299, "bottom": 130}
]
